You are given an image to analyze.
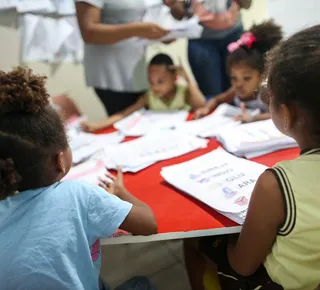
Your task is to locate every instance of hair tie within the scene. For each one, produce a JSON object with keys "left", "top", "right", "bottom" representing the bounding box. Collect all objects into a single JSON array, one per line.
[{"left": 227, "top": 32, "right": 257, "bottom": 53}]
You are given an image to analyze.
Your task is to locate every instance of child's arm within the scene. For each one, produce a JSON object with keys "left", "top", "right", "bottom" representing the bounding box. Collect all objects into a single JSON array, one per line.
[
  {"left": 252, "top": 112, "right": 271, "bottom": 122},
  {"left": 194, "top": 87, "right": 236, "bottom": 119},
  {"left": 172, "top": 65, "right": 206, "bottom": 110},
  {"left": 227, "top": 171, "right": 285, "bottom": 276},
  {"left": 81, "top": 95, "right": 146, "bottom": 132},
  {"left": 99, "top": 169, "right": 158, "bottom": 235},
  {"left": 234, "top": 103, "right": 271, "bottom": 123},
  {"left": 186, "top": 82, "right": 206, "bottom": 110}
]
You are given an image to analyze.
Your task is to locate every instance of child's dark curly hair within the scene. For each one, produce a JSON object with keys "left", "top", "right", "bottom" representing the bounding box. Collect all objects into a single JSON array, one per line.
[
  {"left": 266, "top": 25, "right": 320, "bottom": 138},
  {"left": 0, "top": 67, "right": 68, "bottom": 199},
  {"left": 227, "top": 20, "right": 283, "bottom": 73}
]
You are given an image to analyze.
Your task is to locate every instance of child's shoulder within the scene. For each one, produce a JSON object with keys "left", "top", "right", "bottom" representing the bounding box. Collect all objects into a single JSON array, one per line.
[{"left": 55, "top": 180, "right": 105, "bottom": 202}]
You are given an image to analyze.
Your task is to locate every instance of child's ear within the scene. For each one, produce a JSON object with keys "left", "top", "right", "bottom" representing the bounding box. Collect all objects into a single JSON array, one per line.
[
  {"left": 56, "top": 151, "right": 66, "bottom": 174},
  {"left": 281, "top": 104, "right": 294, "bottom": 131}
]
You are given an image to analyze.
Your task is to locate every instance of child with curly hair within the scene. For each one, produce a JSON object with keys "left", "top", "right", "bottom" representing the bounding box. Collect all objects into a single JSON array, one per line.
[
  {"left": 194, "top": 20, "right": 283, "bottom": 123},
  {"left": 0, "top": 67, "right": 157, "bottom": 290},
  {"left": 185, "top": 25, "right": 320, "bottom": 290}
]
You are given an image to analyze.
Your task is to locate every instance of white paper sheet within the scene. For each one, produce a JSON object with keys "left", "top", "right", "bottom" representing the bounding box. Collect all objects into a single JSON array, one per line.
[
  {"left": 68, "top": 129, "right": 125, "bottom": 165},
  {"left": 103, "top": 131, "right": 208, "bottom": 172},
  {"left": 217, "top": 119, "right": 298, "bottom": 157},
  {"left": 16, "top": 0, "right": 56, "bottom": 13},
  {"left": 0, "top": 0, "right": 16, "bottom": 10},
  {"left": 161, "top": 148, "right": 267, "bottom": 222},
  {"left": 20, "top": 14, "right": 50, "bottom": 62},
  {"left": 20, "top": 14, "right": 83, "bottom": 63},
  {"left": 175, "top": 104, "right": 242, "bottom": 138},
  {"left": 114, "top": 109, "right": 189, "bottom": 136},
  {"left": 63, "top": 159, "right": 108, "bottom": 184},
  {"left": 49, "top": 16, "right": 84, "bottom": 63},
  {"left": 140, "top": 5, "right": 203, "bottom": 44}
]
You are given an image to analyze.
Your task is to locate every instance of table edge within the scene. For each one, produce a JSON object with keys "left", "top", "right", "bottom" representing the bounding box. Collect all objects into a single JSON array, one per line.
[{"left": 101, "top": 226, "right": 242, "bottom": 245}]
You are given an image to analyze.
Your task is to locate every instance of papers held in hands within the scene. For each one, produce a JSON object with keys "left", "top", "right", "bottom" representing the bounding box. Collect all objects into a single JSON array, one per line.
[
  {"left": 103, "top": 131, "right": 208, "bottom": 173},
  {"left": 161, "top": 148, "right": 267, "bottom": 224},
  {"left": 217, "top": 119, "right": 298, "bottom": 158},
  {"left": 140, "top": 4, "right": 203, "bottom": 44}
]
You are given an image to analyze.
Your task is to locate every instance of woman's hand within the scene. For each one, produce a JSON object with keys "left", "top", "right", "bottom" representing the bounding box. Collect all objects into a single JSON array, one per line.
[
  {"left": 195, "top": 1, "right": 240, "bottom": 30},
  {"left": 136, "top": 22, "right": 170, "bottom": 40}
]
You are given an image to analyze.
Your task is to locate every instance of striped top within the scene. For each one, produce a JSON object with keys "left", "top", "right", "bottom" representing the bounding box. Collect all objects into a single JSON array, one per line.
[{"left": 264, "top": 149, "right": 320, "bottom": 290}]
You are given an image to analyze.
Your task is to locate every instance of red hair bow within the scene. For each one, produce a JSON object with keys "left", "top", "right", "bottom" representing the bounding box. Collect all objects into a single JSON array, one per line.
[{"left": 227, "top": 32, "right": 257, "bottom": 53}]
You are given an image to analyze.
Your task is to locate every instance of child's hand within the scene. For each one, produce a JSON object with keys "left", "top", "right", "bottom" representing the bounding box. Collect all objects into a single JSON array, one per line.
[
  {"left": 169, "top": 65, "right": 189, "bottom": 82},
  {"left": 98, "top": 173, "right": 115, "bottom": 195},
  {"left": 193, "top": 106, "right": 210, "bottom": 119},
  {"left": 99, "top": 168, "right": 127, "bottom": 197},
  {"left": 80, "top": 121, "right": 104, "bottom": 133},
  {"left": 234, "top": 102, "right": 255, "bottom": 123}
]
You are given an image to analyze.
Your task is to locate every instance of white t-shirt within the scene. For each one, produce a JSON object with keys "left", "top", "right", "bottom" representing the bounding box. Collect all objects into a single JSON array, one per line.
[{"left": 75, "top": 0, "right": 148, "bottom": 92}]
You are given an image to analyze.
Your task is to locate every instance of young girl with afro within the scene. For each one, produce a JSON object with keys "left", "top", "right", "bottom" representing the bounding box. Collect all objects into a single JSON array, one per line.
[
  {"left": 194, "top": 20, "right": 282, "bottom": 122},
  {"left": 0, "top": 67, "right": 157, "bottom": 290},
  {"left": 185, "top": 25, "right": 320, "bottom": 290}
]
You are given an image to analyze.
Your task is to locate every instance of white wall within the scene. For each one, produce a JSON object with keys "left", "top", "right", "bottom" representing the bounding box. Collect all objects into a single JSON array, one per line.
[{"left": 0, "top": 0, "right": 268, "bottom": 120}]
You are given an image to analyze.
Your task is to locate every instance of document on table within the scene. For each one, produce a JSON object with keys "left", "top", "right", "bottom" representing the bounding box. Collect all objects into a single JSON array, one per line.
[
  {"left": 217, "top": 119, "right": 298, "bottom": 158},
  {"left": 68, "top": 130, "right": 125, "bottom": 165},
  {"left": 174, "top": 104, "right": 239, "bottom": 138},
  {"left": 114, "top": 109, "right": 189, "bottom": 136},
  {"left": 63, "top": 159, "right": 108, "bottom": 185},
  {"left": 175, "top": 104, "right": 260, "bottom": 138},
  {"left": 161, "top": 148, "right": 267, "bottom": 223},
  {"left": 103, "top": 131, "right": 208, "bottom": 172}
]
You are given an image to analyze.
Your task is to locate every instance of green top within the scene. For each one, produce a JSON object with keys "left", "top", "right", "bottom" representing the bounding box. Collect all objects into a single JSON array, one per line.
[
  {"left": 147, "top": 84, "right": 190, "bottom": 111},
  {"left": 264, "top": 149, "right": 320, "bottom": 290}
]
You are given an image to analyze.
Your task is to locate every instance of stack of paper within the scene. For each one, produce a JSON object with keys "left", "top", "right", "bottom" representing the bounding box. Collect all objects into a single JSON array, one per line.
[
  {"left": 175, "top": 104, "right": 247, "bottom": 138},
  {"left": 161, "top": 148, "right": 267, "bottom": 224},
  {"left": 103, "top": 131, "right": 208, "bottom": 172},
  {"left": 217, "top": 119, "right": 298, "bottom": 158},
  {"left": 114, "top": 109, "right": 189, "bottom": 137}
]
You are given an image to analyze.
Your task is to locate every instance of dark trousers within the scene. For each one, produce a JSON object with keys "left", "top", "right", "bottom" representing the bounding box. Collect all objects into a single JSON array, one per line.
[
  {"left": 188, "top": 27, "right": 243, "bottom": 98},
  {"left": 94, "top": 88, "right": 145, "bottom": 116}
]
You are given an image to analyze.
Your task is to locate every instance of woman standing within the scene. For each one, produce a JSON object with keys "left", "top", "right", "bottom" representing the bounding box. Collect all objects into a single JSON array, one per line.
[
  {"left": 75, "top": 0, "right": 169, "bottom": 116},
  {"left": 165, "top": 0, "right": 252, "bottom": 98}
]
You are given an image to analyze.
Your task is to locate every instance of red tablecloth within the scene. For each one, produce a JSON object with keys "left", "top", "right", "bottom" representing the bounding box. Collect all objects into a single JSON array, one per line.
[{"left": 98, "top": 126, "right": 299, "bottom": 240}]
